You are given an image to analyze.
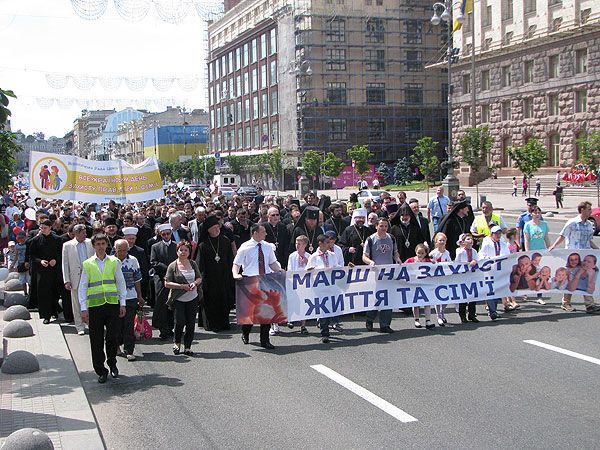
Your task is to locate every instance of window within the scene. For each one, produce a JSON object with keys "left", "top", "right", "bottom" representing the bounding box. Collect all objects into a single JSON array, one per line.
[
  {"left": 524, "top": 60, "right": 534, "bottom": 83},
  {"left": 406, "top": 118, "right": 421, "bottom": 141},
  {"left": 242, "top": 43, "right": 248, "bottom": 67},
  {"left": 368, "top": 119, "right": 386, "bottom": 140},
  {"left": 526, "top": 24, "right": 537, "bottom": 39},
  {"left": 244, "top": 72, "right": 250, "bottom": 93},
  {"left": 549, "top": 134, "right": 560, "bottom": 166},
  {"left": 215, "top": 106, "right": 221, "bottom": 127},
  {"left": 551, "top": 17, "right": 562, "bottom": 32},
  {"left": 251, "top": 68, "right": 258, "bottom": 91},
  {"left": 524, "top": 0, "right": 536, "bottom": 14},
  {"left": 581, "top": 8, "right": 591, "bottom": 24},
  {"left": 326, "top": 18, "right": 345, "bottom": 42},
  {"left": 236, "top": 48, "right": 241, "bottom": 70},
  {"left": 251, "top": 38, "right": 257, "bottom": 63},
  {"left": 237, "top": 129, "right": 243, "bottom": 149},
  {"left": 254, "top": 126, "right": 260, "bottom": 147},
  {"left": 481, "top": 104, "right": 490, "bottom": 123},
  {"left": 406, "top": 50, "right": 422, "bottom": 71},
  {"left": 502, "top": 0, "right": 513, "bottom": 21},
  {"left": 549, "top": 0, "right": 562, "bottom": 6},
  {"left": 236, "top": 101, "right": 242, "bottom": 123},
  {"left": 236, "top": 75, "right": 242, "bottom": 96},
  {"left": 503, "top": 31, "right": 513, "bottom": 46},
  {"left": 464, "top": 12, "right": 472, "bottom": 33},
  {"left": 575, "top": 49, "right": 587, "bottom": 74},
  {"left": 501, "top": 65, "right": 511, "bottom": 87},
  {"left": 260, "top": 33, "right": 267, "bottom": 59},
  {"left": 462, "top": 74, "right": 471, "bottom": 94},
  {"left": 260, "top": 65, "right": 267, "bottom": 89},
  {"left": 502, "top": 101, "right": 512, "bottom": 121},
  {"left": 261, "top": 123, "right": 269, "bottom": 147},
  {"left": 366, "top": 83, "right": 385, "bottom": 104},
  {"left": 271, "top": 121, "right": 279, "bottom": 146},
  {"left": 462, "top": 107, "right": 471, "bottom": 126},
  {"left": 365, "top": 18, "right": 385, "bottom": 43},
  {"left": 548, "top": 55, "right": 559, "bottom": 78},
  {"left": 483, "top": 5, "right": 492, "bottom": 27},
  {"left": 548, "top": 94, "right": 559, "bottom": 116},
  {"left": 270, "top": 29, "right": 277, "bottom": 54},
  {"left": 261, "top": 93, "right": 268, "bottom": 117},
  {"left": 326, "top": 82, "right": 347, "bottom": 105},
  {"left": 441, "top": 83, "right": 448, "bottom": 104},
  {"left": 270, "top": 60, "right": 277, "bottom": 85},
  {"left": 406, "top": 19, "right": 422, "bottom": 44},
  {"left": 252, "top": 95, "right": 258, "bottom": 119},
  {"left": 328, "top": 119, "right": 347, "bottom": 140},
  {"left": 482, "top": 38, "right": 492, "bottom": 51},
  {"left": 481, "top": 70, "right": 490, "bottom": 91},
  {"left": 244, "top": 98, "right": 250, "bottom": 121},
  {"left": 326, "top": 48, "right": 346, "bottom": 71},
  {"left": 575, "top": 90, "right": 587, "bottom": 113},
  {"left": 366, "top": 49, "right": 385, "bottom": 71},
  {"left": 405, "top": 83, "right": 423, "bottom": 104},
  {"left": 271, "top": 90, "right": 278, "bottom": 115},
  {"left": 502, "top": 136, "right": 512, "bottom": 167},
  {"left": 245, "top": 126, "right": 250, "bottom": 148},
  {"left": 523, "top": 98, "right": 534, "bottom": 118}
]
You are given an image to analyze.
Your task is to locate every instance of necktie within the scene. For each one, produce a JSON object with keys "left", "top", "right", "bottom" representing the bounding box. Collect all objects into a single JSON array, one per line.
[
  {"left": 321, "top": 252, "right": 329, "bottom": 268},
  {"left": 257, "top": 242, "right": 265, "bottom": 275},
  {"left": 494, "top": 241, "right": 500, "bottom": 256},
  {"left": 466, "top": 248, "right": 472, "bottom": 262}
]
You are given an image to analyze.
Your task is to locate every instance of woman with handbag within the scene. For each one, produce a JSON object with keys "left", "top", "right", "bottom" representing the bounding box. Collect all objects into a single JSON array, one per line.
[{"left": 164, "top": 240, "right": 202, "bottom": 356}]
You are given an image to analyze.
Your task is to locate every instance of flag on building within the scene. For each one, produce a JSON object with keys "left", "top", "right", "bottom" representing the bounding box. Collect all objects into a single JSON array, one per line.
[{"left": 453, "top": 0, "right": 473, "bottom": 32}]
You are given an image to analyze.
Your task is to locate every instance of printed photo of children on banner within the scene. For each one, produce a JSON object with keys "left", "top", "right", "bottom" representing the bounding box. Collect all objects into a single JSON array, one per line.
[
  {"left": 236, "top": 272, "right": 287, "bottom": 324},
  {"left": 235, "top": 249, "right": 600, "bottom": 323}
]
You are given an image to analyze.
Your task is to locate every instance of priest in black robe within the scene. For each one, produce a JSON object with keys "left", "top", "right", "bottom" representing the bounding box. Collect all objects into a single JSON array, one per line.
[
  {"left": 338, "top": 208, "right": 373, "bottom": 266},
  {"left": 261, "top": 206, "right": 290, "bottom": 269},
  {"left": 289, "top": 206, "right": 321, "bottom": 255},
  {"left": 390, "top": 204, "right": 427, "bottom": 262},
  {"left": 195, "top": 215, "right": 235, "bottom": 331},
  {"left": 436, "top": 200, "right": 473, "bottom": 259}
]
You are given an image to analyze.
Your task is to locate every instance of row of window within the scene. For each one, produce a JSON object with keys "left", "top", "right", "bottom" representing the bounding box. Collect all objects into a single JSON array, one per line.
[
  {"left": 324, "top": 48, "right": 423, "bottom": 72},
  {"left": 324, "top": 18, "right": 424, "bottom": 44},
  {"left": 462, "top": 49, "right": 588, "bottom": 95},
  {"left": 325, "top": 117, "right": 424, "bottom": 141},
  {"left": 461, "top": 90, "right": 588, "bottom": 125},
  {"left": 323, "top": 82, "right": 426, "bottom": 105},
  {"left": 208, "top": 29, "right": 277, "bottom": 83},
  {"left": 212, "top": 121, "right": 279, "bottom": 152},
  {"left": 209, "top": 60, "right": 277, "bottom": 105},
  {"left": 211, "top": 91, "right": 278, "bottom": 128}
]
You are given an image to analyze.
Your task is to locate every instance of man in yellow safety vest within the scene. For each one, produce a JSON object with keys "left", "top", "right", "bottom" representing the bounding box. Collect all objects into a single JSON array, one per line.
[
  {"left": 469, "top": 200, "right": 507, "bottom": 249},
  {"left": 78, "top": 233, "right": 127, "bottom": 384}
]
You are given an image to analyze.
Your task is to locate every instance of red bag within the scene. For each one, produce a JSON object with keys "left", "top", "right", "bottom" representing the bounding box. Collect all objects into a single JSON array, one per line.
[{"left": 133, "top": 310, "right": 152, "bottom": 340}]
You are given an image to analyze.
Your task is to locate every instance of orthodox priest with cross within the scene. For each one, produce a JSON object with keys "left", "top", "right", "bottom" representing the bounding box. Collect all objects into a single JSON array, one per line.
[
  {"left": 289, "top": 206, "right": 322, "bottom": 256},
  {"left": 338, "top": 208, "right": 373, "bottom": 266}
]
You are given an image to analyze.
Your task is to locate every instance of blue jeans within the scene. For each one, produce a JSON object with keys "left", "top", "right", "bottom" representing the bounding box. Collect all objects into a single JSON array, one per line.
[
  {"left": 432, "top": 217, "right": 441, "bottom": 232},
  {"left": 366, "top": 309, "right": 392, "bottom": 328},
  {"left": 486, "top": 299, "right": 498, "bottom": 315}
]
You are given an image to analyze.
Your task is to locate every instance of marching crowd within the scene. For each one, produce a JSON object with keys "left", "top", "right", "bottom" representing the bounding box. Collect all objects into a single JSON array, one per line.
[{"left": 1, "top": 183, "right": 599, "bottom": 383}]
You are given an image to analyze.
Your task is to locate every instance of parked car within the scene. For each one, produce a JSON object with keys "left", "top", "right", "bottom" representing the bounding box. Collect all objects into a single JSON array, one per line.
[
  {"left": 219, "top": 187, "right": 236, "bottom": 199},
  {"left": 357, "top": 189, "right": 389, "bottom": 206},
  {"left": 589, "top": 207, "right": 600, "bottom": 235},
  {"left": 236, "top": 186, "right": 258, "bottom": 200}
]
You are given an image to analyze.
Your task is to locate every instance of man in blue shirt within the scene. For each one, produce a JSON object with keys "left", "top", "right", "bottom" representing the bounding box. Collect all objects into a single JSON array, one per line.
[
  {"left": 516, "top": 197, "right": 541, "bottom": 249},
  {"left": 427, "top": 186, "right": 450, "bottom": 232}
]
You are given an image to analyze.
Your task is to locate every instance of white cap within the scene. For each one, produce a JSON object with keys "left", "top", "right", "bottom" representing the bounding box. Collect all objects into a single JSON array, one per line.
[
  {"left": 158, "top": 223, "right": 172, "bottom": 233},
  {"left": 490, "top": 225, "right": 502, "bottom": 233},
  {"left": 352, "top": 208, "right": 367, "bottom": 218},
  {"left": 121, "top": 227, "right": 138, "bottom": 236}
]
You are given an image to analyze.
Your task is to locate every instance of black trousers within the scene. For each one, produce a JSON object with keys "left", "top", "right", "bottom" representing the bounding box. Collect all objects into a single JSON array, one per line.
[
  {"left": 241, "top": 324, "right": 270, "bottom": 344},
  {"left": 62, "top": 288, "right": 74, "bottom": 323},
  {"left": 174, "top": 299, "right": 198, "bottom": 349},
  {"left": 88, "top": 303, "right": 120, "bottom": 376},
  {"left": 459, "top": 302, "right": 477, "bottom": 319},
  {"left": 118, "top": 299, "right": 138, "bottom": 355}
]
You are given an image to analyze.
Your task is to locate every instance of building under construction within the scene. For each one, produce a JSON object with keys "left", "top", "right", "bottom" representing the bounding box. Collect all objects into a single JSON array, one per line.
[{"left": 207, "top": 0, "right": 449, "bottom": 170}]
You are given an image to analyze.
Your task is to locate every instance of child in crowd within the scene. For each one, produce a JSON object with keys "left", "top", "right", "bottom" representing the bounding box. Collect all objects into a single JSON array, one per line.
[
  {"left": 552, "top": 267, "right": 569, "bottom": 290},
  {"left": 405, "top": 244, "right": 435, "bottom": 329},
  {"left": 454, "top": 233, "right": 479, "bottom": 323},
  {"left": 15, "top": 230, "right": 29, "bottom": 295},
  {"left": 429, "top": 232, "right": 451, "bottom": 326},
  {"left": 287, "top": 235, "right": 310, "bottom": 335},
  {"left": 506, "top": 228, "right": 520, "bottom": 254},
  {"left": 4, "top": 241, "right": 17, "bottom": 272}
]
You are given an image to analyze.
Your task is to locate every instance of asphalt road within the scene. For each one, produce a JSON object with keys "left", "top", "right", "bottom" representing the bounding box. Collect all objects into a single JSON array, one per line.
[{"left": 63, "top": 222, "right": 600, "bottom": 450}]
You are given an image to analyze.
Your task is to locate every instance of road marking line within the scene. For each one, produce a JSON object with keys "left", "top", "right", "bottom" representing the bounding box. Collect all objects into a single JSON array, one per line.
[
  {"left": 524, "top": 340, "right": 600, "bottom": 366},
  {"left": 310, "top": 364, "right": 418, "bottom": 423}
]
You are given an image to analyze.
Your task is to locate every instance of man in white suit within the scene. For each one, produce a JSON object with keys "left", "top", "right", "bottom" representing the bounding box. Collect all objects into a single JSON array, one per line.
[{"left": 62, "top": 224, "right": 94, "bottom": 334}]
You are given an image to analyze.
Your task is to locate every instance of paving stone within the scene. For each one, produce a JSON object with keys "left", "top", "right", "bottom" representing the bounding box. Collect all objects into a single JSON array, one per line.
[
  {"left": 0, "top": 267, "right": 8, "bottom": 282},
  {"left": 4, "top": 291, "right": 28, "bottom": 308},
  {"left": 5, "top": 272, "right": 20, "bottom": 282},
  {"left": 3, "top": 319, "right": 34, "bottom": 338},
  {"left": 4, "top": 279, "right": 24, "bottom": 292},
  {"left": 1, "top": 350, "right": 40, "bottom": 374},
  {"left": 3, "top": 305, "right": 31, "bottom": 321},
  {"left": 1, "top": 427, "right": 54, "bottom": 449}
]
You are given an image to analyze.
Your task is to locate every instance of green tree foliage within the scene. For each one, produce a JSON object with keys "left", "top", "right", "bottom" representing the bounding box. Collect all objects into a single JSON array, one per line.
[
  {"left": 321, "top": 152, "right": 345, "bottom": 179},
  {"left": 577, "top": 130, "right": 600, "bottom": 168},
  {"left": 227, "top": 154, "right": 244, "bottom": 174},
  {"left": 346, "top": 145, "right": 373, "bottom": 177},
  {"left": 375, "top": 162, "right": 389, "bottom": 185},
  {"left": 508, "top": 138, "right": 547, "bottom": 195},
  {"left": 411, "top": 137, "right": 439, "bottom": 199},
  {"left": 458, "top": 126, "right": 494, "bottom": 202},
  {"left": 268, "top": 148, "right": 284, "bottom": 188},
  {"left": 394, "top": 157, "right": 413, "bottom": 185},
  {"left": 0, "top": 88, "right": 21, "bottom": 190},
  {"left": 302, "top": 150, "right": 322, "bottom": 189}
]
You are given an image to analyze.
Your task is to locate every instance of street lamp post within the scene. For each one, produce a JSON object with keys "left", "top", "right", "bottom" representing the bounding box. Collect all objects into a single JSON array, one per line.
[{"left": 431, "top": 0, "right": 462, "bottom": 200}]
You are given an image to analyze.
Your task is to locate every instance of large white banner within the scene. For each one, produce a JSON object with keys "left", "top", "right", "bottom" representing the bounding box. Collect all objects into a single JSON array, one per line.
[
  {"left": 28, "top": 151, "right": 163, "bottom": 203},
  {"left": 284, "top": 250, "right": 600, "bottom": 321}
]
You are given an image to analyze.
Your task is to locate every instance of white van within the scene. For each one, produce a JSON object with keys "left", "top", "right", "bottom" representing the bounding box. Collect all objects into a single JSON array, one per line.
[{"left": 213, "top": 174, "right": 240, "bottom": 188}]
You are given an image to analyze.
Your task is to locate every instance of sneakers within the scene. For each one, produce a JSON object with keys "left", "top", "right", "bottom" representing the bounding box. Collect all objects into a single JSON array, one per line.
[
  {"left": 77, "top": 329, "right": 85, "bottom": 336},
  {"left": 300, "top": 326, "right": 308, "bottom": 335},
  {"left": 126, "top": 354, "right": 136, "bottom": 361},
  {"left": 331, "top": 323, "right": 344, "bottom": 332},
  {"left": 437, "top": 317, "right": 445, "bottom": 327},
  {"left": 414, "top": 320, "right": 422, "bottom": 328},
  {"left": 489, "top": 312, "right": 499, "bottom": 320},
  {"left": 287, "top": 322, "right": 295, "bottom": 329},
  {"left": 321, "top": 336, "right": 330, "bottom": 343},
  {"left": 586, "top": 305, "right": 600, "bottom": 314},
  {"left": 561, "top": 303, "right": 576, "bottom": 312},
  {"left": 537, "top": 299, "right": 546, "bottom": 305},
  {"left": 269, "top": 323, "right": 281, "bottom": 336},
  {"left": 365, "top": 320, "right": 374, "bottom": 332}
]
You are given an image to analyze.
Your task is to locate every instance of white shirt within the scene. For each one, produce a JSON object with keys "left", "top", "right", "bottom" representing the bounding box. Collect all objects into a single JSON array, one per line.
[
  {"left": 78, "top": 254, "right": 127, "bottom": 312},
  {"left": 307, "top": 249, "right": 341, "bottom": 270},
  {"left": 332, "top": 244, "right": 344, "bottom": 267},
  {"left": 6, "top": 206, "right": 21, "bottom": 220},
  {"left": 233, "top": 239, "right": 277, "bottom": 276},
  {"left": 287, "top": 251, "right": 309, "bottom": 271},
  {"left": 479, "top": 236, "right": 510, "bottom": 259},
  {"left": 455, "top": 247, "right": 479, "bottom": 263}
]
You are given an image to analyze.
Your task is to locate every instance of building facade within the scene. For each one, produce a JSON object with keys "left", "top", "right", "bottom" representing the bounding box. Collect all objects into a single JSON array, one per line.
[
  {"left": 207, "top": 0, "right": 448, "bottom": 166},
  {"left": 452, "top": 0, "right": 599, "bottom": 169}
]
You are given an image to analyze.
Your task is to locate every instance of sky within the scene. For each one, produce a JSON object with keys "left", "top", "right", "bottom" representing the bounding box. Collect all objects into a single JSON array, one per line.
[{"left": 1, "top": 0, "right": 210, "bottom": 137}]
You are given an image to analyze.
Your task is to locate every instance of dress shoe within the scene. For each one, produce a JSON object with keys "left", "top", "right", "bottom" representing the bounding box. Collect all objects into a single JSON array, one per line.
[
  {"left": 321, "top": 336, "right": 330, "bottom": 343},
  {"left": 98, "top": 373, "right": 108, "bottom": 384},
  {"left": 469, "top": 317, "right": 480, "bottom": 323},
  {"left": 489, "top": 312, "right": 499, "bottom": 321},
  {"left": 241, "top": 334, "right": 249, "bottom": 345},
  {"left": 379, "top": 326, "right": 394, "bottom": 334},
  {"left": 109, "top": 366, "right": 119, "bottom": 378},
  {"left": 365, "top": 320, "right": 374, "bottom": 332},
  {"left": 460, "top": 316, "right": 468, "bottom": 324},
  {"left": 42, "top": 319, "right": 50, "bottom": 325},
  {"left": 260, "top": 342, "right": 275, "bottom": 350}
]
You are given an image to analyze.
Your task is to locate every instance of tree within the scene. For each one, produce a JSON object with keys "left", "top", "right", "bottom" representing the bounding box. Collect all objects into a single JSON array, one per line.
[
  {"left": 302, "top": 149, "right": 322, "bottom": 189},
  {"left": 411, "top": 137, "right": 440, "bottom": 201},
  {"left": 346, "top": 145, "right": 373, "bottom": 177},
  {"left": 268, "top": 148, "right": 284, "bottom": 189},
  {"left": 227, "top": 154, "right": 243, "bottom": 174},
  {"left": 375, "top": 162, "right": 389, "bottom": 185},
  {"left": 458, "top": 126, "right": 493, "bottom": 204},
  {"left": 321, "top": 152, "right": 345, "bottom": 193},
  {"left": 394, "top": 157, "right": 413, "bottom": 185},
  {"left": 0, "top": 88, "right": 21, "bottom": 190},
  {"left": 577, "top": 130, "right": 600, "bottom": 167},
  {"left": 508, "top": 137, "right": 547, "bottom": 196}
]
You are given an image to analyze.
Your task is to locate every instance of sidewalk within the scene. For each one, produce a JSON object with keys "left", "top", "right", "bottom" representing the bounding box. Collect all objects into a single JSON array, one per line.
[{"left": 0, "top": 310, "right": 104, "bottom": 449}]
